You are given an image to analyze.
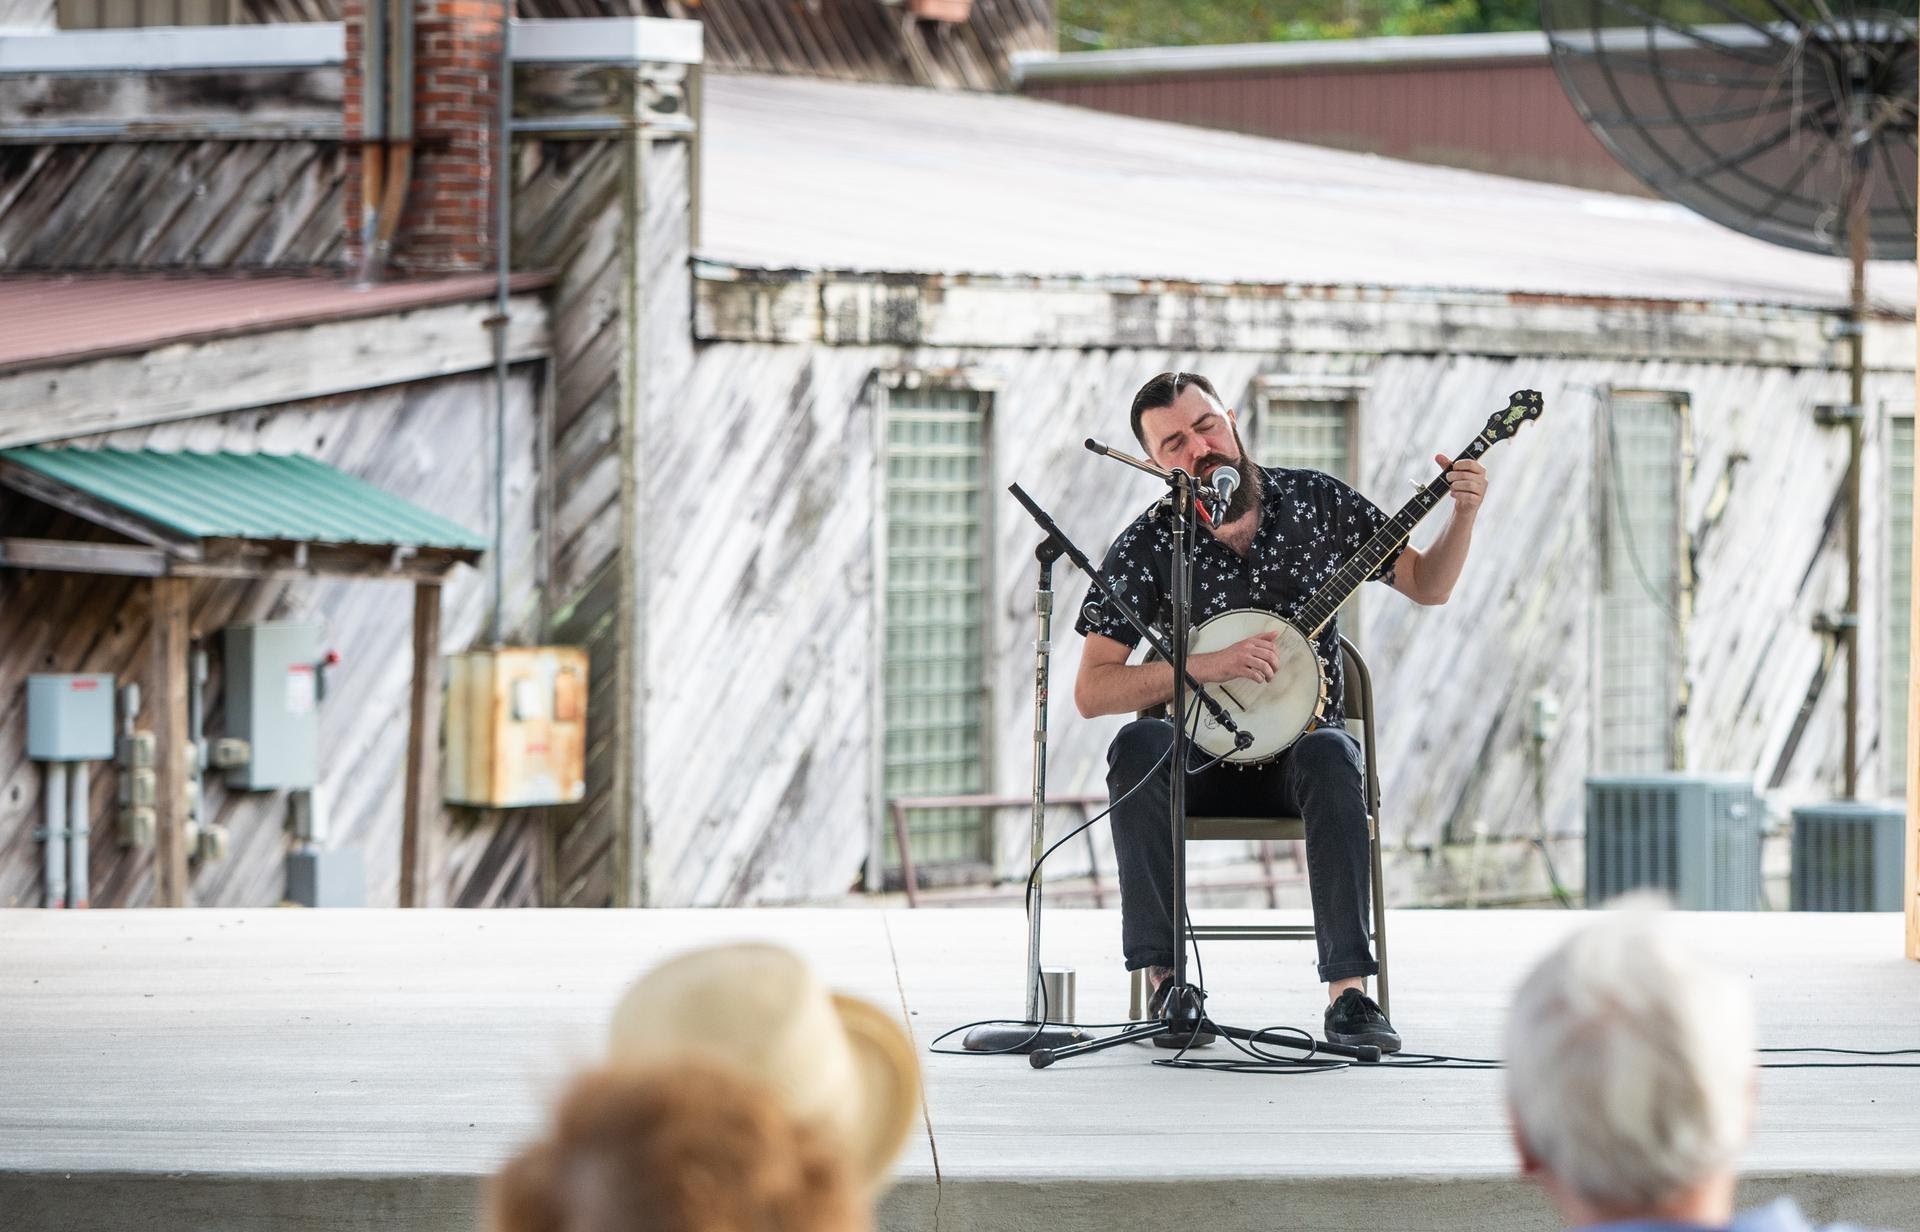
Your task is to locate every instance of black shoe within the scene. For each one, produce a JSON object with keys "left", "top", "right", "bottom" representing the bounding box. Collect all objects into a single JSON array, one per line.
[
  {"left": 1149, "top": 976, "right": 1216, "bottom": 1050},
  {"left": 1324, "top": 988, "right": 1402, "bottom": 1054}
]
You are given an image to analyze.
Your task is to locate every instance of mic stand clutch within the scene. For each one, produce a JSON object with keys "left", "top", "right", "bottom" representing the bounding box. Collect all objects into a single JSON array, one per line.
[{"left": 1019, "top": 461, "right": 1380, "bottom": 1071}]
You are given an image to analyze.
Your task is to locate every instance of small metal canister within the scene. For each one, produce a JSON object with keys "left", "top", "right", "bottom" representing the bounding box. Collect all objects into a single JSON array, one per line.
[{"left": 1039, "top": 966, "right": 1077, "bottom": 1023}]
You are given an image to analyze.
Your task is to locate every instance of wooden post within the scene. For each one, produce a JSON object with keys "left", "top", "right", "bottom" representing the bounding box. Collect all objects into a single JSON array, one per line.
[
  {"left": 1909, "top": 377, "right": 1919, "bottom": 960},
  {"left": 401, "top": 581, "right": 443, "bottom": 908},
  {"left": 150, "top": 577, "right": 192, "bottom": 907}
]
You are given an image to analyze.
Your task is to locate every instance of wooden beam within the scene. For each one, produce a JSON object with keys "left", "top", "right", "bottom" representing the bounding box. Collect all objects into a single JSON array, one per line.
[
  {"left": 401, "top": 582, "right": 444, "bottom": 909},
  {"left": 1910, "top": 376, "right": 1919, "bottom": 961},
  {"left": 149, "top": 576, "right": 192, "bottom": 908},
  {"left": 0, "top": 537, "right": 171, "bottom": 576},
  {"left": 0, "top": 537, "right": 468, "bottom": 583},
  {"left": 0, "top": 295, "right": 549, "bottom": 450},
  {"left": 692, "top": 270, "right": 1910, "bottom": 368},
  {"left": 0, "top": 68, "right": 341, "bottom": 143}
]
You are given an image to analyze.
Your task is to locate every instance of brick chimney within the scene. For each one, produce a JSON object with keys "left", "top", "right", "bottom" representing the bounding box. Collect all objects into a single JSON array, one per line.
[{"left": 344, "top": 0, "right": 503, "bottom": 275}]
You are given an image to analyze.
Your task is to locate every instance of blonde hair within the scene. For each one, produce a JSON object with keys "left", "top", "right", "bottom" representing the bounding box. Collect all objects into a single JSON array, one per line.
[
  {"left": 1504, "top": 896, "right": 1754, "bottom": 1211},
  {"left": 490, "top": 1062, "right": 870, "bottom": 1232}
]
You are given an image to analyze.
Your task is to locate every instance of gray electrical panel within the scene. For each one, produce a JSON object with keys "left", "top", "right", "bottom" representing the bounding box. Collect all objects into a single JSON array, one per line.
[
  {"left": 27, "top": 674, "right": 115, "bottom": 761},
  {"left": 225, "top": 623, "right": 321, "bottom": 790},
  {"left": 286, "top": 847, "right": 365, "bottom": 908}
]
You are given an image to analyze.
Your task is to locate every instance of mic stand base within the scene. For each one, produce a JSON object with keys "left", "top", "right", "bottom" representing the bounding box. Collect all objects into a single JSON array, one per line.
[{"left": 961, "top": 1022, "right": 1087, "bottom": 1054}]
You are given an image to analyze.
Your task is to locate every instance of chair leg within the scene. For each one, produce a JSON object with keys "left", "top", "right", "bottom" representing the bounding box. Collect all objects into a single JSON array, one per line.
[{"left": 1370, "top": 813, "right": 1390, "bottom": 1021}]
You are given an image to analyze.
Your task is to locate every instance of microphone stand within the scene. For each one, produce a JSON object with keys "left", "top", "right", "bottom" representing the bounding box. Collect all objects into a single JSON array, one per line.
[
  {"left": 1019, "top": 449, "right": 1382, "bottom": 1070},
  {"left": 961, "top": 531, "right": 1087, "bottom": 1054}
]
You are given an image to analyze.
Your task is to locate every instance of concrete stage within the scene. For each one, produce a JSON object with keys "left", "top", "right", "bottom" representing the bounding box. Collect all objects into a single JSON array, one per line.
[{"left": 2, "top": 908, "right": 1916, "bottom": 1232}]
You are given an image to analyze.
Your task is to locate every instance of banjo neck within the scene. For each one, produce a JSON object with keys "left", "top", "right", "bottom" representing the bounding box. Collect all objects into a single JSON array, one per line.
[{"left": 1294, "top": 391, "right": 1543, "bottom": 637}]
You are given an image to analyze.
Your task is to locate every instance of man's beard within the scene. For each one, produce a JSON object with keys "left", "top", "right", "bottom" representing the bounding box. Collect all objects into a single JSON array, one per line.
[{"left": 1197, "top": 425, "right": 1261, "bottom": 524}]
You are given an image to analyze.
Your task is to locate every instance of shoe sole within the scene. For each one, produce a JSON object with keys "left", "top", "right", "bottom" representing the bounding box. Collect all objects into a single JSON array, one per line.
[{"left": 1327, "top": 1029, "right": 1401, "bottom": 1055}]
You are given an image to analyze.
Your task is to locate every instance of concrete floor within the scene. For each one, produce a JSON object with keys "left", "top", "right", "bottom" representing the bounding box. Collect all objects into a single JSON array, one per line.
[{"left": 0, "top": 907, "right": 1915, "bottom": 1232}]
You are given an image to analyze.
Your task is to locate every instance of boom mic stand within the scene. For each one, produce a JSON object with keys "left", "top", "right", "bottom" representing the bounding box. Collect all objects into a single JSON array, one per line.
[
  {"left": 1016, "top": 446, "right": 1382, "bottom": 1070},
  {"left": 969, "top": 483, "right": 1249, "bottom": 1054}
]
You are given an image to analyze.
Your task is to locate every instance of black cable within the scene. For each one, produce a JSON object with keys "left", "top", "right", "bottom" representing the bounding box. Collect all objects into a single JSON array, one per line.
[
  {"left": 941, "top": 714, "right": 1242, "bottom": 1057},
  {"left": 936, "top": 736, "right": 1180, "bottom": 1057}
]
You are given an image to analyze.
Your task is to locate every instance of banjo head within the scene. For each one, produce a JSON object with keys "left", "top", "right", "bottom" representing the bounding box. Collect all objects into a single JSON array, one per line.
[{"left": 1185, "top": 610, "right": 1326, "bottom": 764}]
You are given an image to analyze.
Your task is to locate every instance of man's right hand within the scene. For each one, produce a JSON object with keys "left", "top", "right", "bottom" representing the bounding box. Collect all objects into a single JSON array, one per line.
[{"left": 1191, "top": 630, "right": 1282, "bottom": 685}]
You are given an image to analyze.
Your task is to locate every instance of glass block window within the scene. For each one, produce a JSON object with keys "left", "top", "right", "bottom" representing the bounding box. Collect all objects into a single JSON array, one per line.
[
  {"left": 1258, "top": 391, "right": 1362, "bottom": 632},
  {"left": 57, "top": 0, "right": 242, "bottom": 27},
  {"left": 881, "top": 386, "right": 991, "bottom": 874},
  {"left": 1255, "top": 394, "right": 1353, "bottom": 482},
  {"left": 1597, "top": 391, "right": 1688, "bottom": 773},
  {"left": 1885, "top": 412, "right": 1914, "bottom": 797}
]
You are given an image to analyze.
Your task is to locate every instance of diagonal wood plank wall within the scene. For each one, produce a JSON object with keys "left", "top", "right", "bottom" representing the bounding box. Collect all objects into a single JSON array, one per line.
[
  {"left": 0, "top": 140, "right": 346, "bottom": 271},
  {"left": 633, "top": 337, "right": 1914, "bottom": 904},
  {"left": 513, "top": 135, "right": 628, "bottom": 907}
]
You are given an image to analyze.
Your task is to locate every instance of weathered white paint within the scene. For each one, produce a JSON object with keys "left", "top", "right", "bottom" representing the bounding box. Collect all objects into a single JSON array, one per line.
[
  {"left": 0, "top": 23, "right": 344, "bottom": 73},
  {"left": 697, "top": 271, "right": 1913, "bottom": 366},
  {"left": 511, "top": 17, "right": 703, "bottom": 66}
]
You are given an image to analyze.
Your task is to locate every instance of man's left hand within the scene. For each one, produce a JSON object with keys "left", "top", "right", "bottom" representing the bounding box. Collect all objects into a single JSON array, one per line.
[{"left": 1436, "top": 454, "right": 1487, "bottom": 517}]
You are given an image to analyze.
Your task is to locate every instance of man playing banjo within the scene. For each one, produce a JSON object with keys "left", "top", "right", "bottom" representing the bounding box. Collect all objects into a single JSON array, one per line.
[{"left": 1073, "top": 371, "right": 1490, "bottom": 1054}]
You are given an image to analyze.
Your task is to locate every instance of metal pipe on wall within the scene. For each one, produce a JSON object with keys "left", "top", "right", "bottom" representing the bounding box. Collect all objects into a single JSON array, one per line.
[
  {"left": 41, "top": 762, "right": 67, "bottom": 909},
  {"left": 69, "top": 761, "right": 90, "bottom": 909},
  {"left": 489, "top": 0, "right": 513, "bottom": 646},
  {"left": 373, "top": 0, "right": 416, "bottom": 270},
  {"left": 356, "top": 0, "right": 389, "bottom": 284}
]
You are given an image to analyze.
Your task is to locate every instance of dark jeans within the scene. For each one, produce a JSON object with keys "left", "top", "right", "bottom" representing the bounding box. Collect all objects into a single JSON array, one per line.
[{"left": 1106, "top": 718, "right": 1378, "bottom": 983}]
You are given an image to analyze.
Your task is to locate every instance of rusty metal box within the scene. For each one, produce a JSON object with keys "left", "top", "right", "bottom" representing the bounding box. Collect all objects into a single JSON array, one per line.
[{"left": 443, "top": 647, "right": 588, "bottom": 808}]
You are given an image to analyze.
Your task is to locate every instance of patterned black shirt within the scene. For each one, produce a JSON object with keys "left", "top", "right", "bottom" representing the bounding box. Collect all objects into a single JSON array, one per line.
[{"left": 1073, "top": 466, "right": 1403, "bottom": 728}]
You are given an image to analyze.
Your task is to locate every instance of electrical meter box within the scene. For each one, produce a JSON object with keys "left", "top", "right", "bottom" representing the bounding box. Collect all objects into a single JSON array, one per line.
[
  {"left": 225, "top": 623, "right": 321, "bottom": 790},
  {"left": 444, "top": 647, "right": 588, "bottom": 808},
  {"left": 27, "top": 674, "right": 115, "bottom": 761}
]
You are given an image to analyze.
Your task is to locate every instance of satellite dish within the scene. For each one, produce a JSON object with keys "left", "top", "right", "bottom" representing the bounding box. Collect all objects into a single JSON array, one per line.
[
  {"left": 1542, "top": 0, "right": 1917, "bottom": 802},
  {"left": 1540, "top": 2, "right": 1917, "bottom": 260}
]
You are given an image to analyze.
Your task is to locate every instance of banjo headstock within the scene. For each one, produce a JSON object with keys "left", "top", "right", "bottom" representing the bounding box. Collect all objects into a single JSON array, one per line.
[{"left": 1481, "top": 389, "right": 1544, "bottom": 445}]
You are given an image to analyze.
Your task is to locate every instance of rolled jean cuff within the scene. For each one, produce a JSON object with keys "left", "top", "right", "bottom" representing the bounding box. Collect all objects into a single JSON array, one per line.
[
  {"left": 1317, "top": 959, "right": 1379, "bottom": 983},
  {"left": 1126, "top": 954, "right": 1176, "bottom": 973}
]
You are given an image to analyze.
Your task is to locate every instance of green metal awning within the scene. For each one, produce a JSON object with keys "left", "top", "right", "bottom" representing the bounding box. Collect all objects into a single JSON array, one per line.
[{"left": 0, "top": 447, "right": 487, "bottom": 555}]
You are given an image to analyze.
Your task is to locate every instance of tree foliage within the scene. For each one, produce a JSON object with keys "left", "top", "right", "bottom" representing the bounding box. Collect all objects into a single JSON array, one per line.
[{"left": 1056, "top": 0, "right": 1547, "bottom": 49}]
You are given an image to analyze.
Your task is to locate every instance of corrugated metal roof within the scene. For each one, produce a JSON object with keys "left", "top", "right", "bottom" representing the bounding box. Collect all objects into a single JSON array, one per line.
[
  {"left": 0, "top": 273, "right": 550, "bottom": 375},
  {"left": 701, "top": 73, "right": 1916, "bottom": 313},
  {"left": 0, "top": 446, "right": 488, "bottom": 553}
]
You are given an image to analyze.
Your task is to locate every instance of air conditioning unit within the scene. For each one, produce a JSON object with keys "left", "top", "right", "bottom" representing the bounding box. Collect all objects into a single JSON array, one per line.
[
  {"left": 1790, "top": 801, "right": 1906, "bottom": 911},
  {"left": 1585, "top": 774, "right": 1764, "bottom": 910}
]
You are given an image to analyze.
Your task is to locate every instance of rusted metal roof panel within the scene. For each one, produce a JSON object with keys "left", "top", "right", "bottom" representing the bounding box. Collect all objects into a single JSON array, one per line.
[{"left": 0, "top": 272, "right": 549, "bottom": 373}]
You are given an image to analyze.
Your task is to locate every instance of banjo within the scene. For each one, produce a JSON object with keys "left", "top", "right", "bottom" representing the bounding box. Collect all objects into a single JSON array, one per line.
[{"left": 1179, "top": 389, "right": 1544, "bottom": 765}]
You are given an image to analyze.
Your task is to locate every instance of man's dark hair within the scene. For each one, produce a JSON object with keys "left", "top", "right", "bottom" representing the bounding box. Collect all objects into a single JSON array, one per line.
[{"left": 1130, "top": 371, "right": 1224, "bottom": 450}]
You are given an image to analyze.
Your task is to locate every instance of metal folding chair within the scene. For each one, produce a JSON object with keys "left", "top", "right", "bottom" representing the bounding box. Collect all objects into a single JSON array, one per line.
[{"left": 1128, "top": 635, "right": 1391, "bottom": 1019}]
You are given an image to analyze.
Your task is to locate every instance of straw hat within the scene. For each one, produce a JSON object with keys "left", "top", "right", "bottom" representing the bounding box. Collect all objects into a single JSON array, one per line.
[{"left": 607, "top": 942, "right": 922, "bottom": 1188}]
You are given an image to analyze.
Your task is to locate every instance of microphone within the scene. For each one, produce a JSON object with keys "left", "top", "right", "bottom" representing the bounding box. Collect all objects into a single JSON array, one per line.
[{"left": 1205, "top": 465, "right": 1240, "bottom": 518}]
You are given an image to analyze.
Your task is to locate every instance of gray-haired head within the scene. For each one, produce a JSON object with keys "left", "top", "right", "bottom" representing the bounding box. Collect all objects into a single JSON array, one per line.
[{"left": 1504, "top": 895, "right": 1754, "bottom": 1213}]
